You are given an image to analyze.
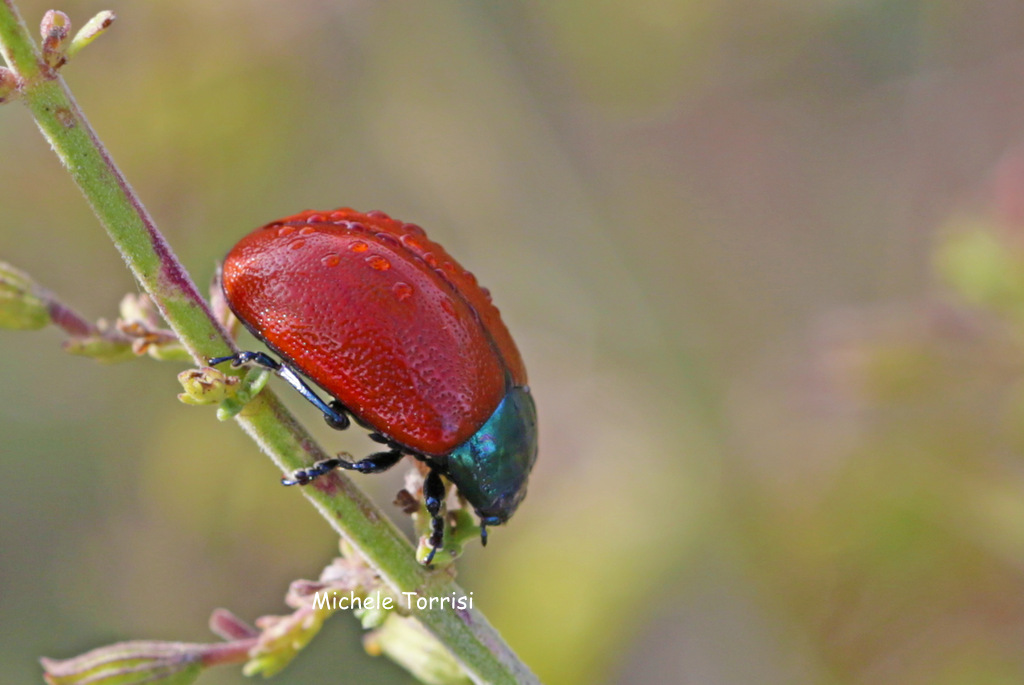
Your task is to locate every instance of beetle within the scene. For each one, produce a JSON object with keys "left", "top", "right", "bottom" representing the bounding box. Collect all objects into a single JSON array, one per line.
[{"left": 210, "top": 208, "right": 537, "bottom": 564}]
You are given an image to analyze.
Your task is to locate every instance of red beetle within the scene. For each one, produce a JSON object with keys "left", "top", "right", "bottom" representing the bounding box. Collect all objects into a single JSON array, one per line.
[{"left": 211, "top": 209, "right": 537, "bottom": 563}]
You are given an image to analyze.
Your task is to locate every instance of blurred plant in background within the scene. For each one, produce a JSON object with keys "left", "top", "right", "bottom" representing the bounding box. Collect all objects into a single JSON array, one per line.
[{"left": 729, "top": 150, "right": 1024, "bottom": 684}]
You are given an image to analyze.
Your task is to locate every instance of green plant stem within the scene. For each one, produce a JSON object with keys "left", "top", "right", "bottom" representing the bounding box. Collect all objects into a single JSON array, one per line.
[{"left": 0, "top": 3, "right": 535, "bottom": 683}]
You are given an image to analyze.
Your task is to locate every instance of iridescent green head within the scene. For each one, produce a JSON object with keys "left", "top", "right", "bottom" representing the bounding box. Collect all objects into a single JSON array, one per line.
[{"left": 445, "top": 385, "right": 538, "bottom": 524}]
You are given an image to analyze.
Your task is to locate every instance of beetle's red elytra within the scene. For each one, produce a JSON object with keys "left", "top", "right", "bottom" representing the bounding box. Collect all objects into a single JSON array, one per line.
[{"left": 213, "top": 208, "right": 537, "bottom": 564}]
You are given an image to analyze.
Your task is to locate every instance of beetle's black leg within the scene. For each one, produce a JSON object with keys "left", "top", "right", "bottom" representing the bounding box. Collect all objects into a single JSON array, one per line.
[
  {"left": 282, "top": 449, "right": 404, "bottom": 486},
  {"left": 423, "top": 469, "right": 446, "bottom": 565},
  {"left": 477, "top": 515, "right": 500, "bottom": 548},
  {"left": 336, "top": 449, "right": 404, "bottom": 474},
  {"left": 275, "top": 363, "right": 351, "bottom": 429},
  {"left": 210, "top": 350, "right": 280, "bottom": 370},
  {"left": 281, "top": 458, "right": 344, "bottom": 485},
  {"left": 209, "top": 351, "right": 349, "bottom": 429}
]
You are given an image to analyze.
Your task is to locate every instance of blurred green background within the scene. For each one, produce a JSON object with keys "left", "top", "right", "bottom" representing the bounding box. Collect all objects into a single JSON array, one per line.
[{"left": 6, "top": 0, "right": 1024, "bottom": 683}]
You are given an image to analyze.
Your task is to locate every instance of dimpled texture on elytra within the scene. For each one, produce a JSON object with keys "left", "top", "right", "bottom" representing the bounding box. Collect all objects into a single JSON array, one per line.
[{"left": 221, "top": 208, "right": 527, "bottom": 455}]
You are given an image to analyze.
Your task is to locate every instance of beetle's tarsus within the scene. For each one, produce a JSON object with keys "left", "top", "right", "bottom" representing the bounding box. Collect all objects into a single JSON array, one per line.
[
  {"left": 282, "top": 458, "right": 343, "bottom": 486},
  {"left": 423, "top": 470, "right": 446, "bottom": 565},
  {"left": 209, "top": 350, "right": 281, "bottom": 370}
]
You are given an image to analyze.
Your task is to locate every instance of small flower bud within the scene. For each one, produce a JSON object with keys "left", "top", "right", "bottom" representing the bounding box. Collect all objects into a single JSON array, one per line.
[
  {"left": 0, "top": 67, "right": 20, "bottom": 103},
  {"left": 210, "top": 271, "right": 239, "bottom": 337},
  {"left": 355, "top": 605, "right": 390, "bottom": 630},
  {"left": 40, "top": 10, "right": 70, "bottom": 41},
  {"left": 363, "top": 616, "right": 471, "bottom": 685},
  {"left": 209, "top": 609, "right": 259, "bottom": 641},
  {"left": 41, "top": 641, "right": 203, "bottom": 685},
  {"left": 116, "top": 294, "right": 187, "bottom": 360},
  {"left": 62, "top": 333, "right": 136, "bottom": 363},
  {"left": 0, "top": 261, "right": 51, "bottom": 330},
  {"left": 119, "top": 293, "right": 161, "bottom": 327},
  {"left": 40, "top": 10, "right": 71, "bottom": 70},
  {"left": 244, "top": 607, "right": 327, "bottom": 678},
  {"left": 177, "top": 367, "right": 240, "bottom": 406},
  {"left": 67, "top": 11, "right": 116, "bottom": 59}
]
